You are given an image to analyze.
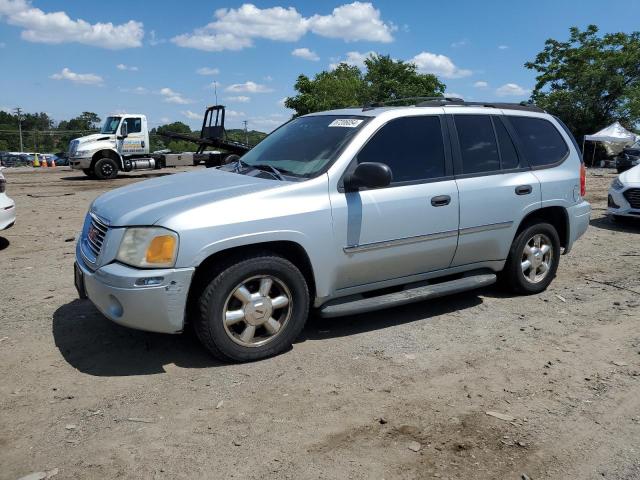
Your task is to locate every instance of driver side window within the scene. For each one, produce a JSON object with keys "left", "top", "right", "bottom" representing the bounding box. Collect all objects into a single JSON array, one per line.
[
  {"left": 124, "top": 117, "right": 142, "bottom": 134},
  {"left": 356, "top": 116, "right": 446, "bottom": 184}
]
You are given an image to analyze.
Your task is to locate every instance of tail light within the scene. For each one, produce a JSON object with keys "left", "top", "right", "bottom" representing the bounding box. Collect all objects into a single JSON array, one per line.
[{"left": 580, "top": 163, "right": 586, "bottom": 197}]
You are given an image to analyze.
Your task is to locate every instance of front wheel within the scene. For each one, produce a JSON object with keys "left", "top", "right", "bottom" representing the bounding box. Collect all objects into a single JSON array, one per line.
[
  {"left": 195, "top": 254, "right": 309, "bottom": 362},
  {"left": 501, "top": 222, "right": 561, "bottom": 294},
  {"left": 93, "top": 157, "right": 119, "bottom": 180}
]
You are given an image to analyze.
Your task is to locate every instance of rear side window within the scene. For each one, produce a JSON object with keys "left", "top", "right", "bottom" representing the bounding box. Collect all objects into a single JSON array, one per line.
[
  {"left": 494, "top": 117, "right": 520, "bottom": 169},
  {"left": 508, "top": 116, "right": 568, "bottom": 167},
  {"left": 454, "top": 115, "right": 500, "bottom": 174},
  {"left": 357, "top": 116, "right": 446, "bottom": 183}
]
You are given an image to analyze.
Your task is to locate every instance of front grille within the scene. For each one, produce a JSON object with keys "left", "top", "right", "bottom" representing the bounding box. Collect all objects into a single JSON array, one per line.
[
  {"left": 623, "top": 188, "right": 640, "bottom": 209},
  {"left": 69, "top": 140, "right": 79, "bottom": 157},
  {"left": 83, "top": 214, "right": 109, "bottom": 261}
]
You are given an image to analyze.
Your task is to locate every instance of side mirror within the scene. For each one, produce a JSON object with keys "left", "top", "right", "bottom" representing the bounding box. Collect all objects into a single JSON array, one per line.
[
  {"left": 119, "top": 122, "right": 128, "bottom": 138},
  {"left": 344, "top": 162, "right": 392, "bottom": 191}
]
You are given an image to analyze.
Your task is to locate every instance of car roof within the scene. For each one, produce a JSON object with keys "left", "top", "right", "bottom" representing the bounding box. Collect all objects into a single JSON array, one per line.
[{"left": 304, "top": 104, "right": 548, "bottom": 119}]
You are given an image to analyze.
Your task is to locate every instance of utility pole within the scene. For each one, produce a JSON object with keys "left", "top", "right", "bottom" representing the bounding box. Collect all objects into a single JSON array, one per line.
[
  {"left": 14, "top": 107, "right": 23, "bottom": 152},
  {"left": 243, "top": 120, "right": 249, "bottom": 145}
]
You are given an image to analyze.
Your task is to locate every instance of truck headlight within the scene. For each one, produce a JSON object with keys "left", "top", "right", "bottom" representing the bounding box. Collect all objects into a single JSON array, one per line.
[
  {"left": 75, "top": 150, "right": 91, "bottom": 157},
  {"left": 611, "top": 177, "right": 624, "bottom": 191},
  {"left": 116, "top": 227, "right": 179, "bottom": 268}
]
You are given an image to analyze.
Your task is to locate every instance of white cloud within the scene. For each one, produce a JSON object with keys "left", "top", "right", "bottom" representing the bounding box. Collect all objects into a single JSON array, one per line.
[
  {"left": 225, "top": 109, "right": 246, "bottom": 118},
  {"left": 196, "top": 67, "right": 220, "bottom": 75},
  {"left": 160, "top": 117, "right": 170, "bottom": 123},
  {"left": 292, "top": 47, "right": 319, "bottom": 61},
  {"left": 148, "top": 30, "right": 165, "bottom": 46},
  {"left": 159, "top": 87, "right": 192, "bottom": 104},
  {"left": 0, "top": 0, "right": 143, "bottom": 49},
  {"left": 181, "top": 110, "right": 201, "bottom": 120},
  {"left": 498, "top": 45, "right": 509, "bottom": 50},
  {"left": 496, "top": 83, "right": 530, "bottom": 97},
  {"left": 329, "top": 50, "right": 375, "bottom": 70},
  {"left": 50, "top": 67, "right": 103, "bottom": 85},
  {"left": 116, "top": 63, "right": 138, "bottom": 71},
  {"left": 172, "top": 2, "right": 394, "bottom": 52},
  {"left": 308, "top": 2, "right": 394, "bottom": 43},
  {"left": 225, "top": 96, "right": 250, "bottom": 103},
  {"left": 119, "top": 86, "right": 148, "bottom": 94},
  {"left": 410, "top": 51, "right": 472, "bottom": 79},
  {"left": 445, "top": 92, "right": 464, "bottom": 99},
  {"left": 473, "top": 81, "right": 488, "bottom": 88},
  {"left": 450, "top": 39, "right": 467, "bottom": 48},
  {"left": 225, "top": 81, "right": 273, "bottom": 93}
]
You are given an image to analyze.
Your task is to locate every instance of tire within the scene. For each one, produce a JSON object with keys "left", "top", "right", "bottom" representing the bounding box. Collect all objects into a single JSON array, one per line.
[
  {"left": 502, "top": 222, "right": 561, "bottom": 294},
  {"left": 195, "top": 253, "right": 309, "bottom": 362},
  {"left": 82, "top": 168, "right": 95, "bottom": 178},
  {"left": 93, "top": 157, "right": 119, "bottom": 180}
]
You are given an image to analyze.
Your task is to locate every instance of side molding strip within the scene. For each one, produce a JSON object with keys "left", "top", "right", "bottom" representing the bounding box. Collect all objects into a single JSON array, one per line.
[
  {"left": 459, "top": 221, "right": 513, "bottom": 235},
  {"left": 344, "top": 229, "right": 458, "bottom": 254}
]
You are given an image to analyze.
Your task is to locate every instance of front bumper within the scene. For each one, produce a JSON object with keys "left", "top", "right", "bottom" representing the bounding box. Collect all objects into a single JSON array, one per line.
[
  {"left": 69, "top": 157, "right": 92, "bottom": 170},
  {"left": 565, "top": 200, "right": 591, "bottom": 254},
  {"left": 75, "top": 250, "right": 195, "bottom": 334},
  {"left": 607, "top": 186, "right": 640, "bottom": 218},
  {"left": 0, "top": 197, "right": 15, "bottom": 230}
]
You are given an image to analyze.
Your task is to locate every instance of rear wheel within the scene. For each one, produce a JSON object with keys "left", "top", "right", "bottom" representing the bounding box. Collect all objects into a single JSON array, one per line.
[
  {"left": 93, "top": 157, "right": 119, "bottom": 180},
  {"left": 502, "top": 222, "right": 560, "bottom": 294},
  {"left": 195, "top": 254, "right": 309, "bottom": 362}
]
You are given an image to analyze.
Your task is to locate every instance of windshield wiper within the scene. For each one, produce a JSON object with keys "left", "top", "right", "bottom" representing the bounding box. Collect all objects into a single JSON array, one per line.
[{"left": 248, "top": 163, "right": 286, "bottom": 181}]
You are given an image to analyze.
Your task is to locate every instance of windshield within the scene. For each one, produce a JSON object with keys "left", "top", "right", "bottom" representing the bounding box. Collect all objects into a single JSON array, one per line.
[
  {"left": 100, "top": 116, "right": 121, "bottom": 134},
  {"left": 240, "top": 115, "right": 369, "bottom": 178}
]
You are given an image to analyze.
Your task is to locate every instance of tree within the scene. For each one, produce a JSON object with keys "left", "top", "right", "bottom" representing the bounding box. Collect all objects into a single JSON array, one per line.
[
  {"left": 525, "top": 25, "right": 640, "bottom": 141},
  {"left": 285, "top": 54, "right": 446, "bottom": 117}
]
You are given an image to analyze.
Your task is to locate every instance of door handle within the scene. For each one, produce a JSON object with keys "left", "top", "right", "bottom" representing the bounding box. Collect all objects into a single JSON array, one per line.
[
  {"left": 515, "top": 185, "right": 533, "bottom": 195},
  {"left": 431, "top": 195, "right": 451, "bottom": 207}
]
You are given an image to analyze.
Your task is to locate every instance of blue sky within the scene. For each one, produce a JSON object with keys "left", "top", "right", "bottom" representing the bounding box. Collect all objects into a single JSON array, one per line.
[{"left": 1, "top": 0, "right": 638, "bottom": 132}]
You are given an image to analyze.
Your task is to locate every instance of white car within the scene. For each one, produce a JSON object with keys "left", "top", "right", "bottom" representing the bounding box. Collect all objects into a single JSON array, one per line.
[
  {"left": 0, "top": 167, "right": 16, "bottom": 230},
  {"left": 608, "top": 164, "right": 640, "bottom": 220}
]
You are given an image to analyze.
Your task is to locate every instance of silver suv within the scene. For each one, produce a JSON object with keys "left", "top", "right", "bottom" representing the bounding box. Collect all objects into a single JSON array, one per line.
[{"left": 74, "top": 99, "right": 591, "bottom": 362}]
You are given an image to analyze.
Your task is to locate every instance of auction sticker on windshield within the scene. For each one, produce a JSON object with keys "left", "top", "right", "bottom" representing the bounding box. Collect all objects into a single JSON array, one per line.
[{"left": 328, "top": 119, "right": 364, "bottom": 128}]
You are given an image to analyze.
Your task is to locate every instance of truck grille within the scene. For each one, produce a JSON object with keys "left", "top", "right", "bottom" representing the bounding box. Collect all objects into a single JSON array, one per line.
[
  {"left": 623, "top": 188, "right": 640, "bottom": 209},
  {"left": 69, "top": 140, "right": 79, "bottom": 157},
  {"left": 82, "top": 214, "right": 109, "bottom": 261}
]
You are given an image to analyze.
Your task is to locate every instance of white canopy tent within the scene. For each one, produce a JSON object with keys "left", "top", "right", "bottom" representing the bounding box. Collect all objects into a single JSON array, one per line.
[{"left": 583, "top": 121, "right": 639, "bottom": 164}]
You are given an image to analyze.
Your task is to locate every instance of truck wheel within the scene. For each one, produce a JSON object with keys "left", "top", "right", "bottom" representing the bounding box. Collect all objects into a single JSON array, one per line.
[
  {"left": 501, "top": 222, "right": 560, "bottom": 294},
  {"left": 82, "top": 168, "right": 96, "bottom": 178},
  {"left": 196, "top": 253, "right": 309, "bottom": 362},
  {"left": 94, "top": 157, "right": 119, "bottom": 180}
]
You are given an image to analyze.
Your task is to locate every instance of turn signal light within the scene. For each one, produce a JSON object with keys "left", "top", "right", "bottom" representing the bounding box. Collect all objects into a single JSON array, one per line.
[{"left": 146, "top": 235, "right": 177, "bottom": 264}]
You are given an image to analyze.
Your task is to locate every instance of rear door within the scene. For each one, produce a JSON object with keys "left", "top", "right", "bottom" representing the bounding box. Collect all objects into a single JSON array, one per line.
[{"left": 449, "top": 113, "right": 541, "bottom": 267}]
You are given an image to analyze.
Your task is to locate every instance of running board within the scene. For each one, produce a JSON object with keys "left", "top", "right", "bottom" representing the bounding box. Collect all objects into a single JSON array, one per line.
[{"left": 319, "top": 272, "right": 497, "bottom": 318}]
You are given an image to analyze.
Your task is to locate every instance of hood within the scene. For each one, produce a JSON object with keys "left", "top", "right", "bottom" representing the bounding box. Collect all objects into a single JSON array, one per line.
[
  {"left": 91, "top": 168, "right": 282, "bottom": 226},
  {"left": 76, "top": 133, "right": 115, "bottom": 145},
  {"left": 620, "top": 164, "right": 640, "bottom": 185}
]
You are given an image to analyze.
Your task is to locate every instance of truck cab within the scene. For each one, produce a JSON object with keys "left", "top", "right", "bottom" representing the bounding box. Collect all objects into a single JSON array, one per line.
[{"left": 69, "top": 114, "right": 154, "bottom": 179}]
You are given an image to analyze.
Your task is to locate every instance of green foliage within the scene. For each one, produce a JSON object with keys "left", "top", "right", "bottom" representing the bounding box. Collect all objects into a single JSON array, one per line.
[
  {"left": 284, "top": 54, "right": 446, "bottom": 116},
  {"left": 525, "top": 25, "right": 640, "bottom": 140},
  {"left": 226, "top": 129, "right": 267, "bottom": 146}
]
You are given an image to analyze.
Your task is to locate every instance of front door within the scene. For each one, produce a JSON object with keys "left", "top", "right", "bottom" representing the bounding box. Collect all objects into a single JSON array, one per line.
[
  {"left": 329, "top": 115, "right": 459, "bottom": 291},
  {"left": 120, "top": 117, "right": 145, "bottom": 155}
]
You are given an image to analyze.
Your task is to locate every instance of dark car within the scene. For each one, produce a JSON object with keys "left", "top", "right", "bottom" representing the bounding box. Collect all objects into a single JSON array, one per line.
[{"left": 615, "top": 141, "right": 640, "bottom": 173}]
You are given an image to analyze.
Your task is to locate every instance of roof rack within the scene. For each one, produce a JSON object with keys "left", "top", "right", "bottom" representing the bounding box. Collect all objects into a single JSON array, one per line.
[{"left": 362, "top": 97, "right": 544, "bottom": 113}]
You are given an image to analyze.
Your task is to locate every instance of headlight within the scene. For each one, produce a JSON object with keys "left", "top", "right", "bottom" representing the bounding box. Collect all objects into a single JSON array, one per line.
[
  {"left": 611, "top": 178, "right": 624, "bottom": 191},
  {"left": 116, "top": 227, "right": 179, "bottom": 268},
  {"left": 75, "top": 150, "right": 91, "bottom": 157}
]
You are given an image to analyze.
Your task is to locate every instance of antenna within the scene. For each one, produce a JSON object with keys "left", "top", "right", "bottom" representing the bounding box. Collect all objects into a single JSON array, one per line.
[{"left": 213, "top": 81, "right": 218, "bottom": 105}]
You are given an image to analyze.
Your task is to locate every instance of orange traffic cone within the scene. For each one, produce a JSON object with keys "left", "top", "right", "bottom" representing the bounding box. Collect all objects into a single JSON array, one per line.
[
  {"left": 33, "top": 153, "right": 40, "bottom": 168},
  {"left": 41, "top": 155, "right": 47, "bottom": 168},
  {"left": 50, "top": 157, "right": 56, "bottom": 167}
]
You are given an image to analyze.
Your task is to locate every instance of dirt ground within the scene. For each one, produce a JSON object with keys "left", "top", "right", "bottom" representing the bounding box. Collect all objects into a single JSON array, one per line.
[{"left": 0, "top": 166, "right": 639, "bottom": 480}]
